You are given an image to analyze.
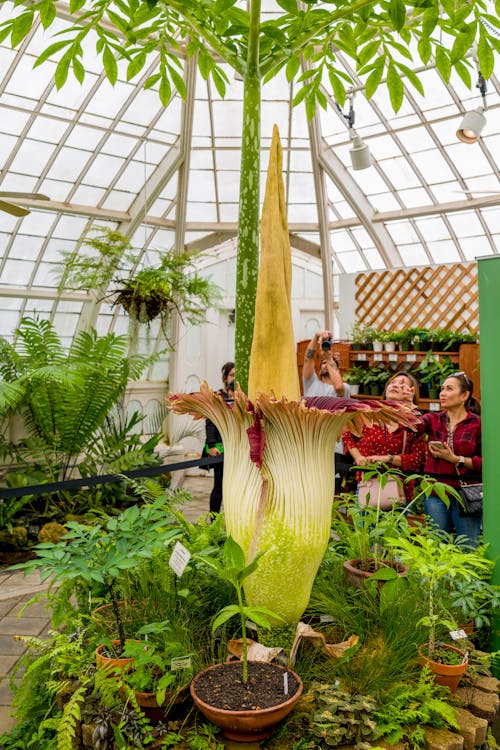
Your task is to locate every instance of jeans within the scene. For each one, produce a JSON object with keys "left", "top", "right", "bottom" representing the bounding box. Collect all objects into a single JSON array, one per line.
[{"left": 424, "top": 493, "right": 481, "bottom": 548}]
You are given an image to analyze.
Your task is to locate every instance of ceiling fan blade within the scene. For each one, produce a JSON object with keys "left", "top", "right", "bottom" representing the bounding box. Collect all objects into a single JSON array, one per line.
[
  {"left": 0, "top": 199, "right": 30, "bottom": 217},
  {"left": 0, "top": 192, "right": 50, "bottom": 201}
]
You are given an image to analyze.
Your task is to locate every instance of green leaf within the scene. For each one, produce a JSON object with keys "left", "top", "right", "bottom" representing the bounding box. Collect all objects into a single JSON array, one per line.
[
  {"left": 328, "top": 69, "right": 347, "bottom": 107},
  {"left": 285, "top": 55, "right": 300, "bottom": 83},
  {"left": 389, "top": 0, "right": 406, "bottom": 31},
  {"left": 126, "top": 51, "right": 146, "bottom": 81},
  {"left": 224, "top": 536, "right": 245, "bottom": 570},
  {"left": 144, "top": 73, "right": 161, "bottom": 90},
  {"left": 477, "top": 33, "right": 495, "bottom": 78},
  {"left": 358, "top": 39, "right": 381, "bottom": 67},
  {"left": 364, "top": 56, "right": 385, "bottom": 99},
  {"left": 55, "top": 51, "right": 72, "bottom": 89},
  {"left": 39, "top": 2, "right": 56, "bottom": 30},
  {"left": 73, "top": 57, "right": 85, "bottom": 84},
  {"left": 417, "top": 37, "right": 432, "bottom": 64},
  {"left": 198, "top": 49, "right": 213, "bottom": 80},
  {"left": 103, "top": 46, "right": 118, "bottom": 85},
  {"left": 11, "top": 11, "right": 34, "bottom": 47},
  {"left": 395, "top": 61, "right": 424, "bottom": 95},
  {"left": 214, "top": 0, "right": 238, "bottom": 11},
  {"left": 211, "top": 68, "right": 227, "bottom": 98},
  {"left": 69, "top": 0, "right": 86, "bottom": 12},
  {"left": 422, "top": 5, "right": 439, "bottom": 37},
  {"left": 167, "top": 64, "right": 187, "bottom": 99},
  {"left": 435, "top": 46, "right": 451, "bottom": 83},
  {"left": 159, "top": 74, "right": 171, "bottom": 106},
  {"left": 450, "top": 23, "right": 477, "bottom": 63},
  {"left": 453, "top": 59, "right": 472, "bottom": 89},
  {"left": 386, "top": 61, "right": 404, "bottom": 112},
  {"left": 34, "top": 40, "right": 72, "bottom": 67},
  {"left": 305, "top": 92, "right": 317, "bottom": 120},
  {"left": 276, "top": 0, "right": 299, "bottom": 12},
  {"left": 212, "top": 605, "right": 240, "bottom": 633}
]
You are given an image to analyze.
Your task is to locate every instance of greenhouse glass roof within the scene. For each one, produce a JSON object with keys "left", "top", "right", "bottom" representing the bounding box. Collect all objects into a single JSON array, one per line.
[{"left": 0, "top": 0, "right": 499, "bottom": 348}]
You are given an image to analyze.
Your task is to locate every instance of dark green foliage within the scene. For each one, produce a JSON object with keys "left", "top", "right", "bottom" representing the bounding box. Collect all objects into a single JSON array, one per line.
[
  {"left": 307, "top": 684, "right": 379, "bottom": 747},
  {"left": 0, "top": 316, "right": 159, "bottom": 483}
]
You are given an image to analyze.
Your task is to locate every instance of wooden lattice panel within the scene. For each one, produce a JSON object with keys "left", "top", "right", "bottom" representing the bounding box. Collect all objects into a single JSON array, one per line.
[{"left": 355, "top": 263, "right": 479, "bottom": 333}]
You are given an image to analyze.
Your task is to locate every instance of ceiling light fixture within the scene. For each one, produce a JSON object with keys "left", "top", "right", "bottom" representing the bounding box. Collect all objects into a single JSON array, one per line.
[
  {"left": 457, "top": 71, "right": 487, "bottom": 144},
  {"left": 338, "top": 94, "right": 372, "bottom": 170}
]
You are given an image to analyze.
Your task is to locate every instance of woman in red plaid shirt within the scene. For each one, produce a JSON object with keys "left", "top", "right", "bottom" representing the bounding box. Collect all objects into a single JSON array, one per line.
[
  {"left": 344, "top": 372, "right": 426, "bottom": 504},
  {"left": 421, "top": 371, "right": 482, "bottom": 547}
]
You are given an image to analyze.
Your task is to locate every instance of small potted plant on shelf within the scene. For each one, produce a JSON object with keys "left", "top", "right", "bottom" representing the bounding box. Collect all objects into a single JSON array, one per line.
[
  {"left": 387, "top": 525, "right": 491, "bottom": 691},
  {"left": 417, "top": 352, "right": 455, "bottom": 399},
  {"left": 350, "top": 322, "right": 370, "bottom": 350},
  {"left": 362, "top": 366, "right": 391, "bottom": 396},
  {"left": 343, "top": 364, "right": 367, "bottom": 395},
  {"left": 190, "top": 536, "right": 303, "bottom": 742}
]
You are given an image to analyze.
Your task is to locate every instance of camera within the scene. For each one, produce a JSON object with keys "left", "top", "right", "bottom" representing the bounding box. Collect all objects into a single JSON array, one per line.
[{"left": 321, "top": 338, "right": 332, "bottom": 351}]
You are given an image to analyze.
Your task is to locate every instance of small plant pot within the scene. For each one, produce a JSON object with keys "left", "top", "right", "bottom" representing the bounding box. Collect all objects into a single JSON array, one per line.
[
  {"left": 383, "top": 342, "right": 396, "bottom": 352},
  {"left": 120, "top": 683, "right": 190, "bottom": 724},
  {"left": 190, "top": 661, "right": 303, "bottom": 741},
  {"left": 417, "top": 643, "right": 468, "bottom": 692},
  {"left": 343, "top": 558, "right": 408, "bottom": 589},
  {"left": 95, "top": 640, "right": 135, "bottom": 674},
  {"left": 369, "top": 385, "right": 381, "bottom": 396},
  {"left": 349, "top": 384, "right": 360, "bottom": 396},
  {"left": 428, "top": 388, "right": 439, "bottom": 399},
  {"left": 373, "top": 341, "right": 384, "bottom": 352}
]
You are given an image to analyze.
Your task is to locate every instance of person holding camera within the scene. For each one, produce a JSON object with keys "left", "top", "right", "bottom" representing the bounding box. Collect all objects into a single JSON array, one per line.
[
  {"left": 303, "top": 331, "right": 351, "bottom": 493},
  {"left": 302, "top": 330, "right": 349, "bottom": 398}
]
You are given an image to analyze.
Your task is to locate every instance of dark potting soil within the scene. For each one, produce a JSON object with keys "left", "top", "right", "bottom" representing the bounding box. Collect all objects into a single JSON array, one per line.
[{"left": 194, "top": 661, "right": 300, "bottom": 711}]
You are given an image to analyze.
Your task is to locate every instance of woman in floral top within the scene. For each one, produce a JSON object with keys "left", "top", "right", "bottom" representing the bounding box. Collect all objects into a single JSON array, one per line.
[
  {"left": 421, "top": 371, "right": 481, "bottom": 547},
  {"left": 343, "top": 372, "right": 426, "bottom": 503}
]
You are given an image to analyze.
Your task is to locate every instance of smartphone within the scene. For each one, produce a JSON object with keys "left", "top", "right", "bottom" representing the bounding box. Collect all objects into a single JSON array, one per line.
[{"left": 429, "top": 441, "right": 445, "bottom": 449}]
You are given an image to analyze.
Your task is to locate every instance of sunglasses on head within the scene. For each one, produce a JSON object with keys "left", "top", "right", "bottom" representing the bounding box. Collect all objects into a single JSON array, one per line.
[{"left": 451, "top": 371, "right": 473, "bottom": 390}]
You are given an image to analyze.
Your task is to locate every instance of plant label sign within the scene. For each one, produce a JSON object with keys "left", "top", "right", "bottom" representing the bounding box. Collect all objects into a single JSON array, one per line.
[
  {"left": 169, "top": 541, "right": 191, "bottom": 577},
  {"left": 171, "top": 655, "right": 192, "bottom": 671},
  {"left": 449, "top": 628, "right": 468, "bottom": 640}
]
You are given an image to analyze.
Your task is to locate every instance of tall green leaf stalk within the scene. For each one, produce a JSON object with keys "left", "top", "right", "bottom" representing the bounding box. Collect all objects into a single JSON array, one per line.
[{"left": 1, "top": 1, "right": 498, "bottom": 390}]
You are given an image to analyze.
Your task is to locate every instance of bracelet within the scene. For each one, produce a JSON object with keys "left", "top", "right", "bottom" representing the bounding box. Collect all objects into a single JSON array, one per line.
[{"left": 305, "top": 348, "right": 315, "bottom": 359}]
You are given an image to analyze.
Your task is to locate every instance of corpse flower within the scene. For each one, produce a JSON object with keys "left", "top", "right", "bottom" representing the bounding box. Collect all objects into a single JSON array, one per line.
[
  {"left": 169, "top": 387, "right": 417, "bottom": 622},
  {"left": 169, "top": 126, "right": 417, "bottom": 622}
]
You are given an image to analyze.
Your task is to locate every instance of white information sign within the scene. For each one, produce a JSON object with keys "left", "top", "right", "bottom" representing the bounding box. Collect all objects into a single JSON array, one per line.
[
  {"left": 449, "top": 629, "right": 467, "bottom": 641},
  {"left": 388, "top": 354, "right": 398, "bottom": 362},
  {"left": 406, "top": 354, "right": 417, "bottom": 362},
  {"left": 169, "top": 541, "right": 191, "bottom": 577},
  {"left": 171, "top": 655, "right": 192, "bottom": 671},
  {"left": 356, "top": 354, "right": 367, "bottom": 361}
]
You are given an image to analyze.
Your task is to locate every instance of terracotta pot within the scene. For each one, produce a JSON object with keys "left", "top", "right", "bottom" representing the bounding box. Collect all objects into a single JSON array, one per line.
[
  {"left": 95, "top": 640, "right": 135, "bottom": 674},
  {"left": 406, "top": 513, "right": 427, "bottom": 532},
  {"left": 417, "top": 643, "right": 468, "bottom": 691},
  {"left": 120, "top": 683, "right": 190, "bottom": 724},
  {"left": 343, "top": 558, "right": 408, "bottom": 589},
  {"left": 190, "top": 661, "right": 303, "bottom": 741},
  {"left": 91, "top": 600, "right": 138, "bottom": 638}
]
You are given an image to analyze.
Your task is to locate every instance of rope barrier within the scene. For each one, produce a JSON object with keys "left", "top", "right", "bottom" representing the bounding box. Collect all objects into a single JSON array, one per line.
[{"left": 0, "top": 454, "right": 223, "bottom": 501}]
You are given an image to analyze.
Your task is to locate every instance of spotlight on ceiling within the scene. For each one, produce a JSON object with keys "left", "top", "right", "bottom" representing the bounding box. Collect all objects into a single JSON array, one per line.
[
  {"left": 456, "top": 107, "right": 486, "bottom": 144},
  {"left": 456, "top": 71, "right": 487, "bottom": 144},
  {"left": 349, "top": 135, "right": 372, "bottom": 170},
  {"left": 338, "top": 93, "right": 372, "bottom": 170}
]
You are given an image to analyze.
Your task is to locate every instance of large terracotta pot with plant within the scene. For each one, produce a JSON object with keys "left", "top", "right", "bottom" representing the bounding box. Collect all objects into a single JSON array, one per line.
[
  {"left": 191, "top": 536, "right": 303, "bottom": 741},
  {"left": 417, "top": 643, "right": 468, "bottom": 692},
  {"left": 343, "top": 558, "right": 408, "bottom": 589},
  {"left": 191, "top": 661, "right": 303, "bottom": 741}
]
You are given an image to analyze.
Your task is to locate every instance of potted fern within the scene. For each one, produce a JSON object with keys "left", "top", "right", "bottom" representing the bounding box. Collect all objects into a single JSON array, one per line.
[{"left": 57, "top": 227, "right": 222, "bottom": 346}]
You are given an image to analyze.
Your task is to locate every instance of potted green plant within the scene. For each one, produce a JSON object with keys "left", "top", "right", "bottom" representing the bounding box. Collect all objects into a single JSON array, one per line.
[
  {"left": 190, "top": 536, "right": 303, "bottom": 742},
  {"left": 57, "top": 227, "right": 222, "bottom": 346},
  {"left": 387, "top": 526, "right": 491, "bottom": 690},
  {"left": 350, "top": 322, "right": 369, "bottom": 351},
  {"left": 362, "top": 366, "right": 391, "bottom": 396},
  {"left": 11, "top": 496, "right": 182, "bottom": 659},
  {"left": 417, "top": 352, "right": 455, "bottom": 399},
  {"left": 343, "top": 365, "right": 367, "bottom": 395},
  {"left": 119, "top": 621, "right": 193, "bottom": 724},
  {"left": 445, "top": 573, "right": 500, "bottom": 634}
]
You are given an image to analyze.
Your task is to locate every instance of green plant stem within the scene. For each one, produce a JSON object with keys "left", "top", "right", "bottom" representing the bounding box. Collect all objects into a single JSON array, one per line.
[
  {"left": 237, "top": 583, "right": 248, "bottom": 683},
  {"left": 108, "top": 579, "right": 126, "bottom": 655},
  {"left": 234, "top": 0, "right": 261, "bottom": 393}
]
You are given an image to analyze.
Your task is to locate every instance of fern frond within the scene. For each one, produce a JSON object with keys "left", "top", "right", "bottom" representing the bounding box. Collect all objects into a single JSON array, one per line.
[{"left": 57, "top": 685, "right": 85, "bottom": 750}]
